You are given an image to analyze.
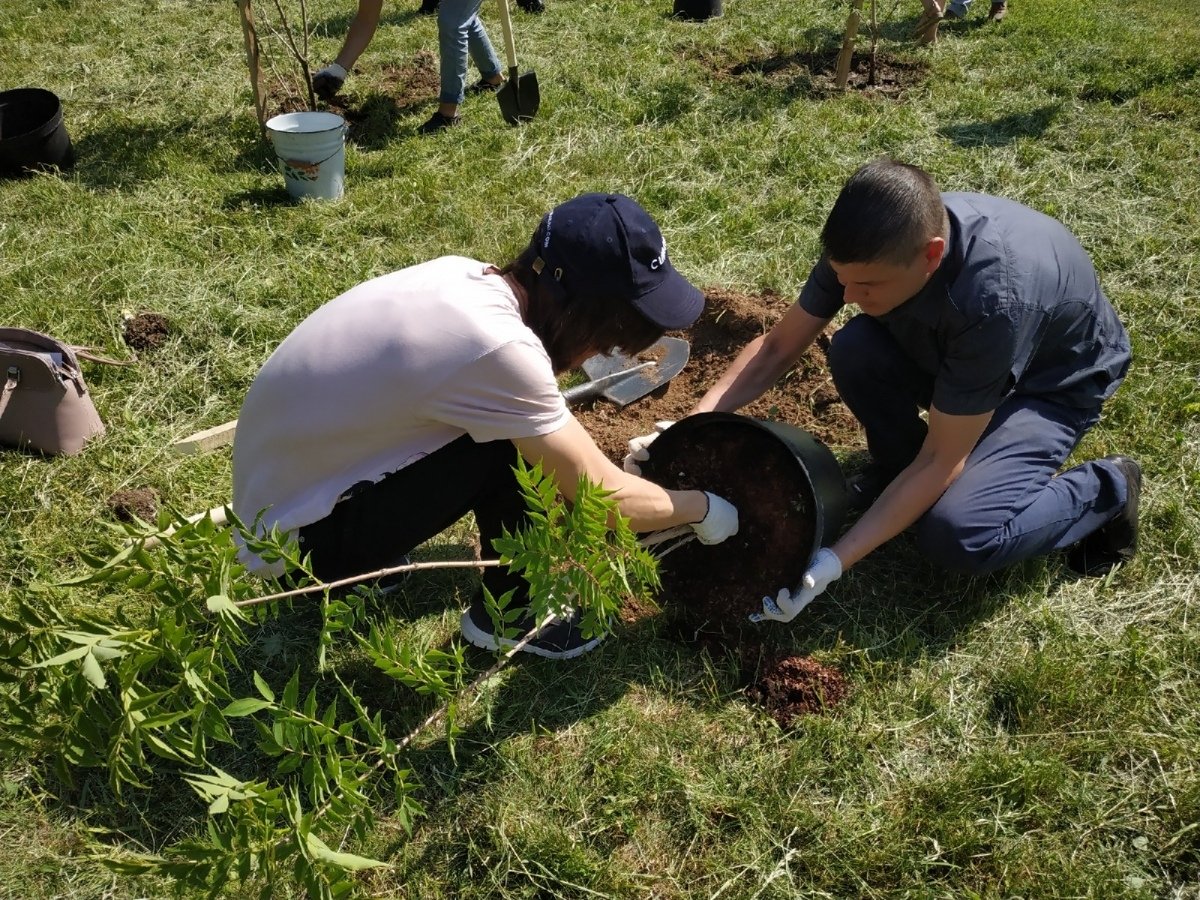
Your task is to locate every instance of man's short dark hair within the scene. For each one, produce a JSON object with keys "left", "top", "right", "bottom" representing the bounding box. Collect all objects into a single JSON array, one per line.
[
  {"left": 820, "top": 159, "right": 948, "bottom": 265},
  {"left": 502, "top": 243, "right": 665, "bottom": 374}
]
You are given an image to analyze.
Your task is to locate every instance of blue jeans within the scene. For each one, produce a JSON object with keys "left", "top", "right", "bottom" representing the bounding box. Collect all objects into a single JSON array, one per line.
[
  {"left": 438, "top": 0, "right": 503, "bottom": 105},
  {"left": 828, "top": 313, "right": 1128, "bottom": 574}
]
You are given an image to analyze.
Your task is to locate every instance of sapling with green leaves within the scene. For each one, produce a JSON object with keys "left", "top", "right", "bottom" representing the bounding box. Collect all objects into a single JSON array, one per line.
[{"left": 0, "top": 461, "right": 658, "bottom": 898}]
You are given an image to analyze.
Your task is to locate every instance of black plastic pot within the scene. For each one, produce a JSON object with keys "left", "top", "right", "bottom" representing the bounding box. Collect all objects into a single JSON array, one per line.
[
  {"left": 648, "top": 411, "right": 847, "bottom": 564},
  {"left": 672, "top": 0, "right": 722, "bottom": 20},
  {"left": 0, "top": 88, "right": 75, "bottom": 177}
]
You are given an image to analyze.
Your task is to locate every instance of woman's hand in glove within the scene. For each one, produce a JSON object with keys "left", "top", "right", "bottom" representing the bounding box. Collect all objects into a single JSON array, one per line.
[
  {"left": 313, "top": 63, "right": 348, "bottom": 101},
  {"left": 691, "top": 492, "right": 739, "bottom": 545}
]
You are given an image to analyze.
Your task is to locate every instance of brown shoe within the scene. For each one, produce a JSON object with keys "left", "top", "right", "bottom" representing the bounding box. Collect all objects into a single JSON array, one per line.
[
  {"left": 988, "top": 2, "right": 1007, "bottom": 21},
  {"left": 914, "top": 10, "right": 942, "bottom": 44}
]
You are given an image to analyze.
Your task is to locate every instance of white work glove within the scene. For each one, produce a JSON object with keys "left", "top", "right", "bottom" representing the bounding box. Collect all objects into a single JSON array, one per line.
[
  {"left": 313, "top": 63, "right": 348, "bottom": 101},
  {"left": 622, "top": 420, "right": 675, "bottom": 475},
  {"left": 749, "top": 547, "right": 842, "bottom": 623},
  {"left": 691, "top": 492, "right": 739, "bottom": 545}
]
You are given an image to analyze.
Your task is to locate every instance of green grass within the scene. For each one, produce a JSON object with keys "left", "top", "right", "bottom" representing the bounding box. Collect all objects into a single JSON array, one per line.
[{"left": 3, "top": 0, "right": 1200, "bottom": 895}]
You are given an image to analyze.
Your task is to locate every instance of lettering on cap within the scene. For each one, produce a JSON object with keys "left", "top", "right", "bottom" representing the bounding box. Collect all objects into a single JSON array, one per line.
[{"left": 650, "top": 238, "right": 668, "bottom": 271}]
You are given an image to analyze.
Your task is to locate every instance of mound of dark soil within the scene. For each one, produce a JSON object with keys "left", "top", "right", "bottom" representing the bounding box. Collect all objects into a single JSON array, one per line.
[
  {"left": 716, "top": 48, "right": 928, "bottom": 98},
  {"left": 574, "top": 289, "right": 859, "bottom": 462},
  {"left": 744, "top": 655, "right": 849, "bottom": 727},
  {"left": 107, "top": 487, "right": 159, "bottom": 523},
  {"left": 123, "top": 313, "right": 170, "bottom": 351}
]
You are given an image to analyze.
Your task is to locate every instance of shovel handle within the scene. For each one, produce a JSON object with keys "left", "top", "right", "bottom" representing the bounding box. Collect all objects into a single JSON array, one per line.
[
  {"left": 496, "top": 0, "right": 519, "bottom": 71},
  {"left": 561, "top": 361, "right": 654, "bottom": 407}
]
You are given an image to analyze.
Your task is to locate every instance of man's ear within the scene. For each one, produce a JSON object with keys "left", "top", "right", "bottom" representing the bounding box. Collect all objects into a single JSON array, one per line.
[{"left": 922, "top": 236, "right": 946, "bottom": 274}]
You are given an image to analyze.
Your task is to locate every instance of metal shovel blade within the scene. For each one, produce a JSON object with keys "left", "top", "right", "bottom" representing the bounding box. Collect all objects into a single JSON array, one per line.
[
  {"left": 578, "top": 335, "right": 690, "bottom": 407},
  {"left": 497, "top": 69, "right": 539, "bottom": 125}
]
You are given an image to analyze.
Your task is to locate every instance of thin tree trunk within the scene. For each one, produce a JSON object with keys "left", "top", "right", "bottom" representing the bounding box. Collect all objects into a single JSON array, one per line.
[
  {"left": 236, "top": 0, "right": 268, "bottom": 132},
  {"left": 835, "top": 0, "right": 865, "bottom": 89}
]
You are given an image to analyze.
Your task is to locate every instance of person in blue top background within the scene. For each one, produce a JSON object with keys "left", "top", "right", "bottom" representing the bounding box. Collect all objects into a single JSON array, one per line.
[{"left": 632, "top": 158, "right": 1138, "bottom": 624}]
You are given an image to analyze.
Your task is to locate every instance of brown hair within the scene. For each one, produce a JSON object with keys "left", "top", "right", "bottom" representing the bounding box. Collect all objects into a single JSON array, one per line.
[{"left": 501, "top": 243, "right": 665, "bottom": 373}]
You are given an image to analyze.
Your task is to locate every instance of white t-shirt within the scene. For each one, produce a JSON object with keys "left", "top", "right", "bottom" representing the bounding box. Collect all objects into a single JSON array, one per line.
[{"left": 231, "top": 256, "right": 571, "bottom": 574}]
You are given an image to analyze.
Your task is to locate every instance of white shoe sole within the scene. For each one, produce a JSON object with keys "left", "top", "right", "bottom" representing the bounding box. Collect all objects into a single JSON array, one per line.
[{"left": 459, "top": 609, "right": 601, "bottom": 660}]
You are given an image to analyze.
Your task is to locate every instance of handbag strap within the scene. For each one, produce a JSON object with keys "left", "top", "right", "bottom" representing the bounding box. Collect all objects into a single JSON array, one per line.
[
  {"left": 71, "top": 346, "right": 136, "bottom": 367},
  {"left": 0, "top": 367, "right": 18, "bottom": 422}
]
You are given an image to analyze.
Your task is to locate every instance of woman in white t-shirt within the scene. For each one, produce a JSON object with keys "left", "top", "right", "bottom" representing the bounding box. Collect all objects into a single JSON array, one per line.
[{"left": 232, "top": 193, "right": 738, "bottom": 659}]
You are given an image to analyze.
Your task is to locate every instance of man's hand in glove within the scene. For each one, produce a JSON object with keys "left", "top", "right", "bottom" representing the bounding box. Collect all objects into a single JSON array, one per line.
[
  {"left": 691, "top": 492, "right": 739, "bottom": 545},
  {"left": 623, "top": 420, "right": 675, "bottom": 475},
  {"left": 313, "top": 63, "right": 348, "bottom": 101},
  {"left": 750, "top": 547, "right": 842, "bottom": 623}
]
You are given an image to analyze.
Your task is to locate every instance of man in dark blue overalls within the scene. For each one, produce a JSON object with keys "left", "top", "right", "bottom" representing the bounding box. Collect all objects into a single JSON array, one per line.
[{"left": 667, "top": 158, "right": 1138, "bottom": 622}]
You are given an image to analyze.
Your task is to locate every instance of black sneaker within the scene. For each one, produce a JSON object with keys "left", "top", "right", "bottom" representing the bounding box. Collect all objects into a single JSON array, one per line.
[
  {"left": 417, "top": 0, "right": 440, "bottom": 13},
  {"left": 418, "top": 111, "right": 461, "bottom": 134},
  {"left": 460, "top": 594, "right": 602, "bottom": 660},
  {"left": 1066, "top": 455, "right": 1142, "bottom": 577},
  {"left": 516, "top": 0, "right": 545, "bottom": 12},
  {"left": 845, "top": 464, "right": 897, "bottom": 514},
  {"left": 466, "top": 77, "right": 504, "bottom": 94}
]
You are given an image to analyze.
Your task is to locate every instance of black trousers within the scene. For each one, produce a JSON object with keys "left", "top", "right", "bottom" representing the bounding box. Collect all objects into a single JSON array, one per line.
[{"left": 296, "top": 435, "right": 529, "bottom": 602}]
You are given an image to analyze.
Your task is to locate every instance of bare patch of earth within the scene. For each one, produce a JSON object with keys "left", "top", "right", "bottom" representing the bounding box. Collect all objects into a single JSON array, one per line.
[{"left": 699, "top": 47, "right": 928, "bottom": 98}]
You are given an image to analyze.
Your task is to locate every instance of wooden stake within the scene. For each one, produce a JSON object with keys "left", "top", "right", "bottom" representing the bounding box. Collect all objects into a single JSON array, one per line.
[
  {"left": 237, "top": 0, "right": 268, "bottom": 132},
  {"left": 172, "top": 419, "right": 238, "bottom": 455},
  {"left": 835, "top": 0, "right": 865, "bottom": 89}
]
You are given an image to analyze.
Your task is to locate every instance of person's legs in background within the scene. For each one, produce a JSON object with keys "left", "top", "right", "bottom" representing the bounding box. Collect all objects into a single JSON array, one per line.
[
  {"left": 464, "top": 12, "right": 504, "bottom": 95},
  {"left": 421, "top": 0, "right": 501, "bottom": 133},
  {"left": 944, "top": 0, "right": 1007, "bottom": 21}
]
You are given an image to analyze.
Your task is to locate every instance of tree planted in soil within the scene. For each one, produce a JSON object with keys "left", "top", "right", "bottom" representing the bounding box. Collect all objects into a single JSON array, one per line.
[{"left": 236, "top": 0, "right": 316, "bottom": 129}]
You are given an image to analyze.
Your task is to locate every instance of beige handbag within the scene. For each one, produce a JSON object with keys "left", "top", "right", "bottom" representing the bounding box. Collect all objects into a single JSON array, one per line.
[{"left": 0, "top": 328, "right": 128, "bottom": 456}]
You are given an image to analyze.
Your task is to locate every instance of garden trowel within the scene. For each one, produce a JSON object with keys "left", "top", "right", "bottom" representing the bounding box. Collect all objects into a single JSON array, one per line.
[{"left": 562, "top": 335, "right": 689, "bottom": 407}]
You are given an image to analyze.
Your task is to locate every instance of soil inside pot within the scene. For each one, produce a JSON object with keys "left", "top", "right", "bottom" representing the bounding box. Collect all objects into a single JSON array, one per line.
[
  {"left": 641, "top": 421, "right": 816, "bottom": 634},
  {"left": 571, "top": 290, "right": 863, "bottom": 721}
]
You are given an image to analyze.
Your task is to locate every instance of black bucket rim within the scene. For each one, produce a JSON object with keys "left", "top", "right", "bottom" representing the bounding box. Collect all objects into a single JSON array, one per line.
[
  {"left": 0, "top": 87, "right": 64, "bottom": 137},
  {"left": 0, "top": 86, "right": 74, "bottom": 175}
]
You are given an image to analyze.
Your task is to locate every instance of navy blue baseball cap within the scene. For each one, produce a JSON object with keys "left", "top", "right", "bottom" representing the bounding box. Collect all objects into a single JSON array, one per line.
[{"left": 530, "top": 193, "right": 705, "bottom": 330}]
